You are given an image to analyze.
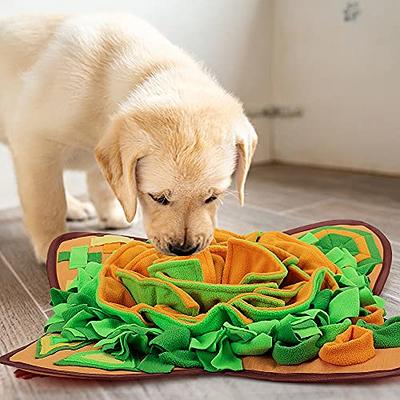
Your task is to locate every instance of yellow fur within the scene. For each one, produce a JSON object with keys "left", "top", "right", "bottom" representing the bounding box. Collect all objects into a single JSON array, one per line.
[{"left": 0, "top": 14, "right": 257, "bottom": 260}]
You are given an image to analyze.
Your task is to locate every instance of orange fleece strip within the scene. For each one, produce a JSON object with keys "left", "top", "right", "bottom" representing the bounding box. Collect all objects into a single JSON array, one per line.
[
  {"left": 352, "top": 305, "right": 385, "bottom": 325},
  {"left": 257, "top": 232, "right": 341, "bottom": 275},
  {"left": 319, "top": 325, "right": 375, "bottom": 366}
]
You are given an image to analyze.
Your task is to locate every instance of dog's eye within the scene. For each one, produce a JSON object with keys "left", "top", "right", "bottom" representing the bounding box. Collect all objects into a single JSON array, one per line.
[
  {"left": 149, "top": 193, "right": 170, "bottom": 205},
  {"left": 205, "top": 195, "right": 218, "bottom": 204}
]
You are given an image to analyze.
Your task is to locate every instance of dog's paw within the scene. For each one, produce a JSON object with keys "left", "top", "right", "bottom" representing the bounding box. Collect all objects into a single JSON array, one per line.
[
  {"left": 66, "top": 196, "right": 97, "bottom": 221},
  {"left": 99, "top": 204, "right": 132, "bottom": 229}
]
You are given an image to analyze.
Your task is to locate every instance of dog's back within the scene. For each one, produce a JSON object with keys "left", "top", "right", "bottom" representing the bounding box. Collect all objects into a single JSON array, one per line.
[
  {"left": 0, "top": 15, "right": 65, "bottom": 141},
  {"left": 0, "top": 14, "right": 192, "bottom": 144},
  {"left": 0, "top": 15, "right": 65, "bottom": 71}
]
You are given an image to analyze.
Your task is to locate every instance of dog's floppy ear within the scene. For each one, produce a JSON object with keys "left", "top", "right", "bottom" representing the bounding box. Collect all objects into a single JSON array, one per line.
[
  {"left": 95, "top": 116, "right": 149, "bottom": 223},
  {"left": 235, "top": 117, "right": 258, "bottom": 206}
]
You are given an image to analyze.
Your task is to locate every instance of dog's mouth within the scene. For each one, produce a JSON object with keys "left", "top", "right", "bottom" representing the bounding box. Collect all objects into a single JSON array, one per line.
[{"left": 150, "top": 236, "right": 213, "bottom": 256}]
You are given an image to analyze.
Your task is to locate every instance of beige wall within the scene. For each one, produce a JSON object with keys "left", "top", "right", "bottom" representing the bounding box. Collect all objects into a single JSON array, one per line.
[{"left": 272, "top": 0, "right": 400, "bottom": 174}]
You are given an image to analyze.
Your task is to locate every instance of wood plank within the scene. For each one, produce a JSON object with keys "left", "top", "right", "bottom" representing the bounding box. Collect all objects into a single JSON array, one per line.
[
  {"left": 285, "top": 198, "right": 400, "bottom": 243},
  {"left": 242, "top": 164, "right": 330, "bottom": 211},
  {"left": 219, "top": 196, "right": 307, "bottom": 233},
  {"left": 0, "top": 209, "right": 50, "bottom": 310},
  {"left": 0, "top": 253, "right": 45, "bottom": 353},
  {"left": 248, "top": 164, "right": 400, "bottom": 212},
  {"left": 95, "top": 373, "right": 400, "bottom": 400}
]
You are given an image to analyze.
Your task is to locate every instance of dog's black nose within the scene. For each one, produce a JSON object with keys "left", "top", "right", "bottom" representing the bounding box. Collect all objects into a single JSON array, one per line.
[{"left": 168, "top": 243, "right": 199, "bottom": 256}]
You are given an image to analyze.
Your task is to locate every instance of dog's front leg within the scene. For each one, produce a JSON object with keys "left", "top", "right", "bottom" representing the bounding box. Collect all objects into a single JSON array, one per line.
[
  {"left": 11, "top": 142, "right": 67, "bottom": 263},
  {"left": 87, "top": 168, "right": 132, "bottom": 229}
]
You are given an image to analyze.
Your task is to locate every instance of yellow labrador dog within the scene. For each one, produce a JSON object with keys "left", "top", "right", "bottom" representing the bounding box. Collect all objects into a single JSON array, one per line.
[{"left": 0, "top": 14, "right": 257, "bottom": 261}]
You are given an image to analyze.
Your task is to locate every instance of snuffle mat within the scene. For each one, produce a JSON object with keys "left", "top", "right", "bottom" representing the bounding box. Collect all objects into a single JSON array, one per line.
[{"left": 2, "top": 219, "right": 400, "bottom": 383}]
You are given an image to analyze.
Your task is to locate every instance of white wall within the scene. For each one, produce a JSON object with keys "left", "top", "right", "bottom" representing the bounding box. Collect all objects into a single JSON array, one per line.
[
  {"left": 0, "top": 0, "right": 273, "bottom": 209},
  {"left": 272, "top": 0, "right": 400, "bottom": 174}
]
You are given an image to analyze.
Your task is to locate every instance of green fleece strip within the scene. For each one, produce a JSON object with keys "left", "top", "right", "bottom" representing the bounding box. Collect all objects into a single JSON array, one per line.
[
  {"left": 231, "top": 268, "right": 330, "bottom": 321},
  {"left": 298, "top": 232, "right": 319, "bottom": 245},
  {"left": 141, "top": 303, "right": 248, "bottom": 336},
  {"left": 272, "top": 335, "right": 320, "bottom": 365},
  {"left": 148, "top": 259, "right": 204, "bottom": 282},
  {"left": 316, "top": 319, "right": 352, "bottom": 347},
  {"left": 137, "top": 354, "right": 175, "bottom": 373},
  {"left": 303, "top": 226, "right": 383, "bottom": 269},
  {"left": 329, "top": 287, "right": 360, "bottom": 323},
  {"left": 276, "top": 310, "right": 328, "bottom": 345},
  {"left": 57, "top": 251, "right": 70, "bottom": 262},
  {"left": 188, "top": 321, "right": 274, "bottom": 368},
  {"left": 159, "top": 350, "right": 202, "bottom": 368},
  {"left": 150, "top": 326, "right": 191, "bottom": 352},
  {"left": 189, "top": 322, "right": 276, "bottom": 369},
  {"left": 57, "top": 251, "right": 102, "bottom": 264},
  {"left": 240, "top": 271, "right": 288, "bottom": 285},
  {"left": 95, "top": 324, "right": 160, "bottom": 360},
  {"left": 326, "top": 247, "right": 357, "bottom": 269},
  {"left": 357, "top": 317, "right": 400, "bottom": 348},
  {"left": 68, "top": 246, "right": 89, "bottom": 269},
  {"left": 35, "top": 334, "right": 89, "bottom": 359},
  {"left": 88, "top": 253, "right": 102, "bottom": 263},
  {"left": 55, "top": 350, "right": 138, "bottom": 371},
  {"left": 49, "top": 287, "right": 70, "bottom": 306},
  {"left": 310, "top": 289, "right": 332, "bottom": 311},
  {"left": 67, "top": 262, "right": 102, "bottom": 292},
  {"left": 117, "top": 270, "right": 200, "bottom": 316},
  {"left": 317, "top": 233, "right": 360, "bottom": 256},
  {"left": 151, "top": 271, "right": 291, "bottom": 312}
]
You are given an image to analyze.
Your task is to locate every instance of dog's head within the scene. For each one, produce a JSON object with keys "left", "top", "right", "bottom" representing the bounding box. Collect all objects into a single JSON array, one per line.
[{"left": 96, "top": 101, "right": 257, "bottom": 256}]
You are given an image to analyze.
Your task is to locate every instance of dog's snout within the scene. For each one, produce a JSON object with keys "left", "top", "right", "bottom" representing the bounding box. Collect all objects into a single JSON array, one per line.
[{"left": 168, "top": 243, "right": 199, "bottom": 256}]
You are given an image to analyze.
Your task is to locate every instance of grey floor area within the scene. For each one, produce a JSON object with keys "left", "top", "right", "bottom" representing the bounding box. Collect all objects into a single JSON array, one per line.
[{"left": 1, "top": 163, "right": 400, "bottom": 399}]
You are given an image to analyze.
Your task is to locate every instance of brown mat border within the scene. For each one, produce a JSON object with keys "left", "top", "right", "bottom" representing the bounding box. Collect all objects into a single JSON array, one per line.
[
  {"left": 0, "top": 341, "right": 206, "bottom": 381},
  {"left": 0, "top": 220, "right": 394, "bottom": 382},
  {"left": 3, "top": 342, "right": 400, "bottom": 383}
]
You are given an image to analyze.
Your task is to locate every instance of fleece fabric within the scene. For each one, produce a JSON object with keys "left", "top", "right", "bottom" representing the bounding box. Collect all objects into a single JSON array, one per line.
[{"left": 37, "top": 225, "right": 399, "bottom": 373}]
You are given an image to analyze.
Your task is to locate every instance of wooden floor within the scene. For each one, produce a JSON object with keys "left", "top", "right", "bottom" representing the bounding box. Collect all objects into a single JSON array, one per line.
[{"left": 1, "top": 163, "right": 400, "bottom": 399}]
